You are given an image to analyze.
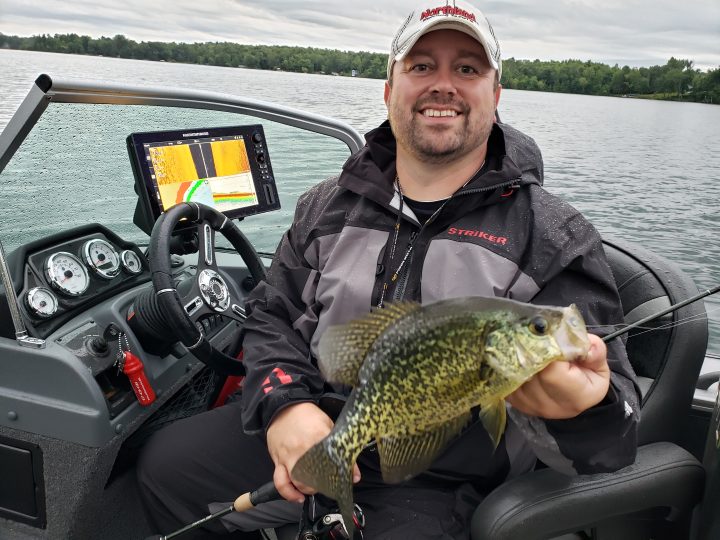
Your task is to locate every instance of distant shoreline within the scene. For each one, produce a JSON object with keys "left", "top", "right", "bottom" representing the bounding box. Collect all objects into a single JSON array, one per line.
[{"left": 1, "top": 33, "right": 717, "bottom": 105}]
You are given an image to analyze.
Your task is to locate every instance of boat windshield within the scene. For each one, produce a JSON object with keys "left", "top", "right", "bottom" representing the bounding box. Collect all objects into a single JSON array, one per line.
[{"left": 0, "top": 101, "right": 353, "bottom": 255}]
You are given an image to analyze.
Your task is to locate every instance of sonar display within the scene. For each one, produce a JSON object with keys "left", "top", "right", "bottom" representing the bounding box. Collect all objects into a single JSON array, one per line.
[{"left": 146, "top": 136, "right": 258, "bottom": 214}]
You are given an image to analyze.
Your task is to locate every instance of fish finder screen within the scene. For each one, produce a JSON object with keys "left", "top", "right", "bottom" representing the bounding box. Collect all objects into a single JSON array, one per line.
[
  {"left": 148, "top": 136, "right": 257, "bottom": 213},
  {"left": 128, "top": 125, "right": 280, "bottom": 233}
]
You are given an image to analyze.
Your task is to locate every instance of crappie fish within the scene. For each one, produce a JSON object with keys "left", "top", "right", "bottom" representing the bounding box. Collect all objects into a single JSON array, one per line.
[{"left": 292, "top": 296, "right": 590, "bottom": 538}]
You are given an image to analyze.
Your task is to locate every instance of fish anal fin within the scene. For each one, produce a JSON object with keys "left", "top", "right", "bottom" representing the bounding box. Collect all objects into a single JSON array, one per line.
[
  {"left": 479, "top": 399, "right": 507, "bottom": 449},
  {"left": 377, "top": 412, "right": 471, "bottom": 484},
  {"left": 318, "top": 302, "right": 421, "bottom": 386}
]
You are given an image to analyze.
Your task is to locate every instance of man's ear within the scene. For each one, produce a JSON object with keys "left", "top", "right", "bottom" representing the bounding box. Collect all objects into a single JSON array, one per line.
[
  {"left": 495, "top": 84, "right": 502, "bottom": 107},
  {"left": 384, "top": 80, "right": 391, "bottom": 108}
]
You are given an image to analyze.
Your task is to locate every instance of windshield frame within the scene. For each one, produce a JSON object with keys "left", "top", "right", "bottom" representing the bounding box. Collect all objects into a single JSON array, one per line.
[{"left": 0, "top": 73, "right": 364, "bottom": 176}]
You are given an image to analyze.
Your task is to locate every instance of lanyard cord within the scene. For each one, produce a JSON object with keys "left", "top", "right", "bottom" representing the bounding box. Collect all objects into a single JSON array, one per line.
[
  {"left": 376, "top": 170, "right": 480, "bottom": 309},
  {"left": 376, "top": 181, "right": 405, "bottom": 309}
]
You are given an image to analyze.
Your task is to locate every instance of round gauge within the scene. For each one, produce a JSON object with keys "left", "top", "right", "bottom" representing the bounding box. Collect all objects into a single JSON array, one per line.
[
  {"left": 83, "top": 239, "right": 121, "bottom": 279},
  {"left": 45, "top": 251, "right": 90, "bottom": 296},
  {"left": 121, "top": 250, "right": 143, "bottom": 275},
  {"left": 26, "top": 287, "right": 58, "bottom": 318}
]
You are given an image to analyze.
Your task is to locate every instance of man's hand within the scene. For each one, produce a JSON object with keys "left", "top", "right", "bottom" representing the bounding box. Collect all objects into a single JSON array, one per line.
[
  {"left": 266, "top": 402, "right": 361, "bottom": 502},
  {"left": 506, "top": 334, "right": 610, "bottom": 419}
]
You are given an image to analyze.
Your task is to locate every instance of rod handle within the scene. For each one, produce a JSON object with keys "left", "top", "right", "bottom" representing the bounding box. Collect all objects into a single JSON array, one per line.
[{"left": 233, "top": 481, "right": 280, "bottom": 512}]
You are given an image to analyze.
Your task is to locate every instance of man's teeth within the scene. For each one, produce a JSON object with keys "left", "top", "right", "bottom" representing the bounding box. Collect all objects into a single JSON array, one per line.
[{"left": 422, "top": 109, "right": 458, "bottom": 117}]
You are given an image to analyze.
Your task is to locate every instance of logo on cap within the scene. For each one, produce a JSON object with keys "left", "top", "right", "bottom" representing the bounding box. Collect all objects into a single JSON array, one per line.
[{"left": 420, "top": 5, "right": 477, "bottom": 24}]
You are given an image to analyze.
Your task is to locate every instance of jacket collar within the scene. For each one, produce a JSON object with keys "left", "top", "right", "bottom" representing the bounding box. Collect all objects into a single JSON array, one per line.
[{"left": 338, "top": 120, "right": 534, "bottom": 206}]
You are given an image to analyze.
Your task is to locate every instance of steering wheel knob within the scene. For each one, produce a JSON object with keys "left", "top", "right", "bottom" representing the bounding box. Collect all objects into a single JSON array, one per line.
[{"left": 198, "top": 269, "right": 231, "bottom": 311}]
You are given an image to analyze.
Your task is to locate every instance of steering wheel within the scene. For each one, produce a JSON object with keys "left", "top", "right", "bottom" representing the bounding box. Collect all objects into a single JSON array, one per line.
[{"left": 148, "top": 202, "right": 266, "bottom": 375}]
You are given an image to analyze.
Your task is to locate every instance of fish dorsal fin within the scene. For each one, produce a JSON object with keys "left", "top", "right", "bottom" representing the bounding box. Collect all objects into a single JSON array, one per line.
[
  {"left": 376, "top": 412, "right": 471, "bottom": 484},
  {"left": 318, "top": 302, "right": 421, "bottom": 386}
]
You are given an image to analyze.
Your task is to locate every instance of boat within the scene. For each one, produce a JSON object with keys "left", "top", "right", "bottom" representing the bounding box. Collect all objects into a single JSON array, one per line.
[{"left": 0, "top": 74, "right": 718, "bottom": 540}]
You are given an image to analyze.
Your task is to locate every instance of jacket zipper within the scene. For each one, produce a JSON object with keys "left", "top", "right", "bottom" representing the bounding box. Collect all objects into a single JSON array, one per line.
[
  {"left": 387, "top": 178, "right": 520, "bottom": 302},
  {"left": 459, "top": 178, "right": 519, "bottom": 196},
  {"left": 392, "top": 231, "right": 416, "bottom": 301}
]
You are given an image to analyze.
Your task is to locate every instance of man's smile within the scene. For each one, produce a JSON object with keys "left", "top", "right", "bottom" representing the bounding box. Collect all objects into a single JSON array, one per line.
[{"left": 420, "top": 108, "right": 460, "bottom": 118}]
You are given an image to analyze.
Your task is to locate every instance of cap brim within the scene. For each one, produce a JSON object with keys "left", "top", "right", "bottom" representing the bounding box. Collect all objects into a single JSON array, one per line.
[{"left": 388, "top": 20, "right": 500, "bottom": 80}]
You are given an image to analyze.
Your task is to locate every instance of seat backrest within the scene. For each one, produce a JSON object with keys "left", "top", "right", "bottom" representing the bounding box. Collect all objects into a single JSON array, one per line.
[{"left": 602, "top": 238, "right": 708, "bottom": 447}]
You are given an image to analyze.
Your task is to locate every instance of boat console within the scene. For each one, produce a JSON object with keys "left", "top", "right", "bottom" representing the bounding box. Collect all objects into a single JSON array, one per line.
[{"left": 0, "top": 74, "right": 361, "bottom": 539}]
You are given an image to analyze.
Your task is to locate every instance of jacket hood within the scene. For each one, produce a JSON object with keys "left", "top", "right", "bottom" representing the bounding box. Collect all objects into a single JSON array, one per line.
[{"left": 338, "top": 120, "right": 544, "bottom": 206}]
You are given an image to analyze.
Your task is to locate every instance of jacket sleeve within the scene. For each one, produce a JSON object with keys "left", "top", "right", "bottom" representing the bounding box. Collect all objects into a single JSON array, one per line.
[
  {"left": 509, "top": 208, "right": 641, "bottom": 475},
  {"left": 240, "top": 194, "right": 326, "bottom": 433}
]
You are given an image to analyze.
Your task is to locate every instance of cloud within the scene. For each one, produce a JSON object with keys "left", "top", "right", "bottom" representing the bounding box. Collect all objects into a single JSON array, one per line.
[
  {"left": 0, "top": 0, "right": 718, "bottom": 69},
  {"left": 480, "top": 0, "right": 720, "bottom": 68}
]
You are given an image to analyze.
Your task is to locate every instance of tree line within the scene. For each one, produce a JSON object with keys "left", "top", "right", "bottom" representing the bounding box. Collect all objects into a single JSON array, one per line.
[
  {"left": 1, "top": 32, "right": 718, "bottom": 104},
  {"left": 502, "top": 57, "right": 718, "bottom": 103}
]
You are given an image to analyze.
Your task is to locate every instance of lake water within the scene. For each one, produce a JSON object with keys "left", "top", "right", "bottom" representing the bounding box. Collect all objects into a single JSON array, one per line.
[{"left": 1, "top": 49, "right": 719, "bottom": 353}]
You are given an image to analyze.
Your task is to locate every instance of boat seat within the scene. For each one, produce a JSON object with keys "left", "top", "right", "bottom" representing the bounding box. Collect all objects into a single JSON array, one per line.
[{"left": 470, "top": 237, "right": 709, "bottom": 540}]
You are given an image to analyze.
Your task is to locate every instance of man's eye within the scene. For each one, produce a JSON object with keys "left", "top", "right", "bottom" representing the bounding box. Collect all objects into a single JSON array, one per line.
[
  {"left": 458, "top": 65, "right": 478, "bottom": 74},
  {"left": 411, "top": 64, "right": 430, "bottom": 72}
]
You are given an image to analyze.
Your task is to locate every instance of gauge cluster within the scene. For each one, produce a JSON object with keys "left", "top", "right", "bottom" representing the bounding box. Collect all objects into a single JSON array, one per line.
[{"left": 21, "top": 231, "right": 149, "bottom": 324}]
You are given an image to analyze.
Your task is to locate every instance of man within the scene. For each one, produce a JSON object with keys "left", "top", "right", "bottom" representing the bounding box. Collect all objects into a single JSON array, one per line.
[{"left": 138, "top": 2, "right": 640, "bottom": 538}]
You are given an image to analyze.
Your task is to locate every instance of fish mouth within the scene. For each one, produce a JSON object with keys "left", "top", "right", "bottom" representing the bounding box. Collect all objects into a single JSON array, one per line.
[{"left": 555, "top": 304, "right": 591, "bottom": 360}]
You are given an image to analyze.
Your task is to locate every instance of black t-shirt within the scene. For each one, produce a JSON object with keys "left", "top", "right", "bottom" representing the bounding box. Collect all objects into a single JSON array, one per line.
[{"left": 402, "top": 197, "right": 445, "bottom": 224}]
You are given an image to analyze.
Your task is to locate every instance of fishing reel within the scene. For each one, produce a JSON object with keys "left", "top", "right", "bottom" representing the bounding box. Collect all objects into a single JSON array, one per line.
[{"left": 296, "top": 495, "right": 365, "bottom": 540}]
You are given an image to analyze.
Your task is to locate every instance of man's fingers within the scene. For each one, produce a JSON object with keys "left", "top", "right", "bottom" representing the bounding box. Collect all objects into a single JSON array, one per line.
[
  {"left": 274, "top": 465, "right": 305, "bottom": 503},
  {"left": 287, "top": 467, "right": 318, "bottom": 496},
  {"left": 506, "top": 380, "right": 543, "bottom": 415},
  {"left": 533, "top": 361, "right": 572, "bottom": 388},
  {"left": 353, "top": 464, "right": 362, "bottom": 484},
  {"left": 577, "top": 334, "right": 608, "bottom": 370}
]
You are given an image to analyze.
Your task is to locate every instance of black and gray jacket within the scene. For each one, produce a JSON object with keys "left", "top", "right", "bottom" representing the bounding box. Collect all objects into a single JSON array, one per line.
[{"left": 241, "top": 120, "right": 640, "bottom": 481}]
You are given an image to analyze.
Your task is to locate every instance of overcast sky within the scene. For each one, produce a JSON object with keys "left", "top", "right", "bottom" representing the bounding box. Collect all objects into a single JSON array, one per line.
[{"left": 1, "top": 0, "right": 718, "bottom": 70}]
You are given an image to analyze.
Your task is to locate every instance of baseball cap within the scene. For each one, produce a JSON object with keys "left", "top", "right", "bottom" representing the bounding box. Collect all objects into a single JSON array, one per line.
[{"left": 387, "top": 1, "right": 502, "bottom": 80}]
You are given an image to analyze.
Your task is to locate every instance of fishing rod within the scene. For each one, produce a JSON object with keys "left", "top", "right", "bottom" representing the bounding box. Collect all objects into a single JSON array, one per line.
[
  {"left": 602, "top": 283, "right": 720, "bottom": 343},
  {"left": 145, "top": 482, "right": 279, "bottom": 540},
  {"left": 145, "top": 481, "right": 364, "bottom": 540}
]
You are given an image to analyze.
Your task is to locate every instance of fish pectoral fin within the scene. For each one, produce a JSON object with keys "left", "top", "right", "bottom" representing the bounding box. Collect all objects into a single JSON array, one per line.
[
  {"left": 292, "top": 439, "right": 358, "bottom": 539},
  {"left": 377, "top": 412, "right": 471, "bottom": 484},
  {"left": 479, "top": 400, "right": 507, "bottom": 449},
  {"left": 318, "top": 302, "right": 421, "bottom": 386}
]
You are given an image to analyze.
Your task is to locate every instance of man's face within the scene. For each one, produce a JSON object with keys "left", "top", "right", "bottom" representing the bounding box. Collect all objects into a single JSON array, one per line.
[{"left": 384, "top": 29, "right": 501, "bottom": 165}]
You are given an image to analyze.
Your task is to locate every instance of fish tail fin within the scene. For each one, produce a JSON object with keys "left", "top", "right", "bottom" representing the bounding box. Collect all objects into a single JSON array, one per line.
[{"left": 292, "top": 439, "right": 357, "bottom": 538}]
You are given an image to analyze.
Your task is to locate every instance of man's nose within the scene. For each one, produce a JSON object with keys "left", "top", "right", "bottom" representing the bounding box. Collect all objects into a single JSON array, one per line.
[{"left": 429, "top": 66, "right": 457, "bottom": 94}]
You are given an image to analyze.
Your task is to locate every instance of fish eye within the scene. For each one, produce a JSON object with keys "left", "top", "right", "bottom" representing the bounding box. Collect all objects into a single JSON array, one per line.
[{"left": 529, "top": 316, "right": 548, "bottom": 336}]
